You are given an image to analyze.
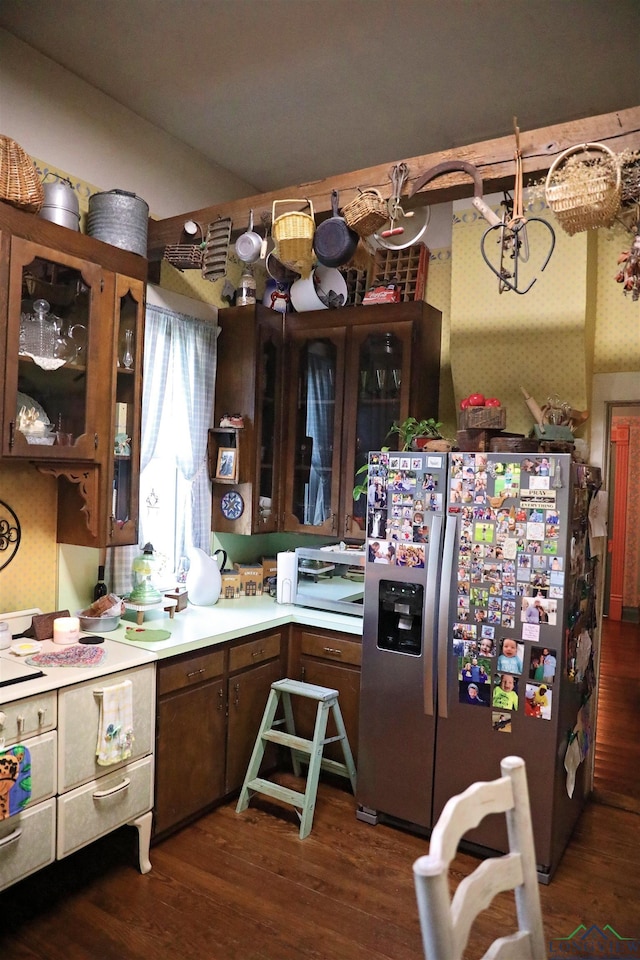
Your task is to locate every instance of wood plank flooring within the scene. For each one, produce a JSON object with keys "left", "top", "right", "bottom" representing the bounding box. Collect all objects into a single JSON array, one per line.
[
  {"left": 593, "top": 617, "right": 640, "bottom": 812},
  {"left": 1, "top": 616, "right": 637, "bottom": 958},
  {"left": 1, "top": 774, "right": 639, "bottom": 959}
]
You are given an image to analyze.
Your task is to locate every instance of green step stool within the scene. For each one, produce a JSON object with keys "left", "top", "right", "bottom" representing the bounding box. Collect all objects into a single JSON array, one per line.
[{"left": 236, "top": 678, "right": 357, "bottom": 839}]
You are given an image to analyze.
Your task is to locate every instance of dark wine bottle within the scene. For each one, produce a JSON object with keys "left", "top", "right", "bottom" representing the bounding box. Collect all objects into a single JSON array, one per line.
[{"left": 93, "top": 565, "right": 108, "bottom": 602}]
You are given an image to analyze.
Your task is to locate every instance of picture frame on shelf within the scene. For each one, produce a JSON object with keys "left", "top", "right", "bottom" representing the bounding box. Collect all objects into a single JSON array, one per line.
[{"left": 216, "top": 447, "right": 237, "bottom": 480}]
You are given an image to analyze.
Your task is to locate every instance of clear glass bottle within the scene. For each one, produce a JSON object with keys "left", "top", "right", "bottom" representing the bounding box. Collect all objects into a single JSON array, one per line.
[{"left": 237, "top": 268, "right": 256, "bottom": 306}]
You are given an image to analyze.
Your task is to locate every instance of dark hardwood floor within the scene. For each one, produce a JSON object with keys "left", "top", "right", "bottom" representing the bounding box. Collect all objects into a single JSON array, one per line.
[
  {"left": 593, "top": 617, "right": 640, "bottom": 812},
  {"left": 1, "top": 616, "right": 637, "bottom": 959},
  {"left": 1, "top": 771, "right": 639, "bottom": 959}
]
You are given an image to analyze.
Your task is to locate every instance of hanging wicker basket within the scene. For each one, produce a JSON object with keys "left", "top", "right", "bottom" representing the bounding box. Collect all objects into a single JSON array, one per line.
[
  {"left": 0, "top": 135, "right": 45, "bottom": 213},
  {"left": 545, "top": 142, "right": 621, "bottom": 236},
  {"left": 341, "top": 188, "right": 389, "bottom": 237},
  {"left": 272, "top": 199, "right": 315, "bottom": 277}
]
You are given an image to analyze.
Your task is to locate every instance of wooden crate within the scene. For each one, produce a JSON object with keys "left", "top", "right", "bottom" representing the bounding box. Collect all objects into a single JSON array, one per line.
[
  {"left": 456, "top": 428, "right": 503, "bottom": 452},
  {"left": 458, "top": 406, "right": 506, "bottom": 430}
]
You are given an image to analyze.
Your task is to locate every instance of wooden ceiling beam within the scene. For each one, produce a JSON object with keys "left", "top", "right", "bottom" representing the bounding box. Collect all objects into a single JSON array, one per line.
[{"left": 147, "top": 105, "right": 640, "bottom": 257}]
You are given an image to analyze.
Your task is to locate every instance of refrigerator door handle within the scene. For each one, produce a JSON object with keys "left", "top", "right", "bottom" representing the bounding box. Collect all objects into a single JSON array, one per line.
[
  {"left": 437, "top": 513, "right": 458, "bottom": 719},
  {"left": 423, "top": 513, "right": 443, "bottom": 717}
]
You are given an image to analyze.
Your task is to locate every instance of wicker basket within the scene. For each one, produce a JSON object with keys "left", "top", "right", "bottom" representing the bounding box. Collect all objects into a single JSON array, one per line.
[
  {"left": 0, "top": 135, "right": 45, "bottom": 213},
  {"left": 545, "top": 142, "right": 621, "bottom": 236},
  {"left": 341, "top": 188, "right": 389, "bottom": 237},
  {"left": 272, "top": 199, "right": 315, "bottom": 277}
]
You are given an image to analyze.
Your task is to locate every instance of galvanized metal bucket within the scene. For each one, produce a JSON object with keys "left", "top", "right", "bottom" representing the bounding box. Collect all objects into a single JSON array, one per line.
[{"left": 87, "top": 189, "right": 149, "bottom": 256}]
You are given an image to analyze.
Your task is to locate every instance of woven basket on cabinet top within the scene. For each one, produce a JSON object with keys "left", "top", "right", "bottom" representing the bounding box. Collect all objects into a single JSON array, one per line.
[{"left": 0, "top": 135, "right": 45, "bottom": 213}]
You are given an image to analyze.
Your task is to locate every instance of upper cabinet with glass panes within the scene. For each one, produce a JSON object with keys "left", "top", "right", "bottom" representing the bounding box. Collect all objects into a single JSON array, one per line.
[
  {"left": 0, "top": 201, "right": 147, "bottom": 546},
  {"left": 282, "top": 302, "right": 442, "bottom": 541}
]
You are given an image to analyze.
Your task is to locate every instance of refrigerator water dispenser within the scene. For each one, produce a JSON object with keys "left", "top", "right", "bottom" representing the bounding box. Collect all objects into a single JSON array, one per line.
[{"left": 377, "top": 580, "right": 424, "bottom": 654}]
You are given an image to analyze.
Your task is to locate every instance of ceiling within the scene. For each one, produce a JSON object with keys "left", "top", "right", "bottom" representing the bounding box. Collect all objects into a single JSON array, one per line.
[{"left": 1, "top": 0, "right": 639, "bottom": 195}]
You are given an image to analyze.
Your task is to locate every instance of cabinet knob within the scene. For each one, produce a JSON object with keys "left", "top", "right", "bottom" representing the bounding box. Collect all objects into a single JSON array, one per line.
[
  {"left": 38, "top": 708, "right": 46, "bottom": 725},
  {"left": 251, "top": 649, "right": 264, "bottom": 658},
  {"left": 17, "top": 716, "right": 25, "bottom": 734},
  {"left": 324, "top": 647, "right": 343, "bottom": 656}
]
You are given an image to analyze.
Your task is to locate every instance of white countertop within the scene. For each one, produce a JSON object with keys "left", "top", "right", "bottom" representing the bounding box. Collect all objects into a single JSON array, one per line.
[
  {"left": 0, "top": 635, "right": 156, "bottom": 704},
  {"left": 112, "top": 596, "right": 363, "bottom": 658},
  {"left": 0, "top": 599, "right": 362, "bottom": 703}
]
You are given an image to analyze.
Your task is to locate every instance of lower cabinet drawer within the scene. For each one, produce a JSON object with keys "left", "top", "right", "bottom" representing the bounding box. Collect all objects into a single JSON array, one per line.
[
  {"left": 0, "top": 798, "right": 56, "bottom": 892},
  {"left": 299, "top": 630, "right": 362, "bottom": 666},
  {"left": 57, "top": 754, "right": 154, "bottom": 859},
  {"left": 58, "top": 664, "right": 155, "bottom": 792},
  {"left": 27, "top": 730, "right": 58, "bottom": 806}
]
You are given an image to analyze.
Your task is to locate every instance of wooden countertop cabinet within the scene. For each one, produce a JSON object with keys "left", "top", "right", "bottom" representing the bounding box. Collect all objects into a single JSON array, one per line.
[
  {"left": 288, "top": 625, "right": 362, "bottom": 764},
  {"left": 154, "top": 629, "right": 286, "bottom": 838}
]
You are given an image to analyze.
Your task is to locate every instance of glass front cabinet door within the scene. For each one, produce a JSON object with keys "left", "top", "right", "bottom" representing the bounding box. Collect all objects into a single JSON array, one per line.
[
  {"left": 108, "top": 275, "right": 144, "bottom": 545},
  {"left": 4, "top": 237, "right": 104, "bottom": 460},
  {"left": 211, "top": 305, "right": 283, "bottom": 535},
  {"left": 282, "top": 325, "right": 346, "bottom": 535},
  {"left": 341, "top": 321, "right": 413, "bottom": 539}
]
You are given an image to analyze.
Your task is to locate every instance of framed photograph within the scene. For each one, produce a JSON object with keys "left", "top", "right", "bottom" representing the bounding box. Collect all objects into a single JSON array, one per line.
[{"left": 215, "top": 447, "right": 237, "bottom": 480}]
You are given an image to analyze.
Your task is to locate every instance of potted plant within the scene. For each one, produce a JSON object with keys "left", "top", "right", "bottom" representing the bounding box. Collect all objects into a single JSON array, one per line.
[{"left": 386, "top": 416, "right": 445, "bottom": 451}]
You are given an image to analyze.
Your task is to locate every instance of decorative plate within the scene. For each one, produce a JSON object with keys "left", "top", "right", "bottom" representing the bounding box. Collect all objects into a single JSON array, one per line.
[{"left": 221, "top": 490, "right": 244, "bottom": 520}]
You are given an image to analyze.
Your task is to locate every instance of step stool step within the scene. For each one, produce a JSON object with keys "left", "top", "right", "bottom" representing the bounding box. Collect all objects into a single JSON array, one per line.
[
  {"left": 261, "top": 730, "right": 315, "bottom": 753},
  {"left": 245, "top": 777, "right": 306, "bottom": 808},
  {"left": 271, "top": 678, "right": 339, "bottom": 701}
]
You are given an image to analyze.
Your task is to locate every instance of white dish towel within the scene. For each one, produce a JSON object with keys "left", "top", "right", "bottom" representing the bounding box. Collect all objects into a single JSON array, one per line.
[{"left": 96, "top": 678, "right": 135, "bottom": 766}]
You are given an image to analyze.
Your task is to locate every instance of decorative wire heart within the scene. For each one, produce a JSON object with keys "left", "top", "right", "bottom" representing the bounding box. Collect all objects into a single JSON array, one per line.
[{"left": 480, "top": 217, "right": 556, "bottom": 294}]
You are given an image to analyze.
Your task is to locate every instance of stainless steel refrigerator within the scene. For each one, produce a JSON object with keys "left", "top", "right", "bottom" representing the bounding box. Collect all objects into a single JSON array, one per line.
[{"left": 356, "top": 449, "right": 601, "bottom": 881}]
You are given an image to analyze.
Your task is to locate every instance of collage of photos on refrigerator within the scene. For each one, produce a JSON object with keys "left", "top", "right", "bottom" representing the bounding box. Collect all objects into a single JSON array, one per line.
[
  {"left": 450, "top": 453, "right": 563, "bottom": 732},
  {"left": 365, "top": 452, "right": 444, "bottom": 569}
]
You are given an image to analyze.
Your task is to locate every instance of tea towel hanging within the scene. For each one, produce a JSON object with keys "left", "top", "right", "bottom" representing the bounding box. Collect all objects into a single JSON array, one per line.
[{"left": 96, "top": 679, "right": 135, "bottom": 765}]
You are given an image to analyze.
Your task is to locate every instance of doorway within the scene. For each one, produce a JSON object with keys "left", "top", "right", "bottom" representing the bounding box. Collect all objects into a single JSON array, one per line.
[
  {"left": 603, "top": 403, "right": 640, "bottom": 621},
  {"left": 593, "top": 390, "right": 640, "bottom": 811}
]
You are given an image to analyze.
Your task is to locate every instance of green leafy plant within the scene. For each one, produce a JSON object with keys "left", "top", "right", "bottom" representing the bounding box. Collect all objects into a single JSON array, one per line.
[{"left": 386, "top": 417, "right": 443, "bottom": 451}]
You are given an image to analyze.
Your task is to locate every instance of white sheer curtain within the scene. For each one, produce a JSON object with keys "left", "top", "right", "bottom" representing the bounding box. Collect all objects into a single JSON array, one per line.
[{"left": 140, "top": 302, "right": 219, "bottom": 557}]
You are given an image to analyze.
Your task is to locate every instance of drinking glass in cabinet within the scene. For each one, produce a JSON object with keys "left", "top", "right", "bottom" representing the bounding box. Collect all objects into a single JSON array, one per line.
[{"left": 122, "top": 329, "right": 134, "bottom": 369}]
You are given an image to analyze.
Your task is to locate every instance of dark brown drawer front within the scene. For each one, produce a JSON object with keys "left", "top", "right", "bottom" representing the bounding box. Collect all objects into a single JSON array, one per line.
[
  {"left": 158, "top": 648, "right": 225, "bottom": 696},
  {"left": 299, "top": 630, "right": 361, "bottom": 666},
  {"left": 229, "top": 632, "right": 281, "bottom": 673}
]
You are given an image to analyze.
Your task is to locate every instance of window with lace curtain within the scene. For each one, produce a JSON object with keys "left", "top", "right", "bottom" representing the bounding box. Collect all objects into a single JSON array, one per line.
[{"left": 106, "top": 302, "right": 219, "bottom": 595}]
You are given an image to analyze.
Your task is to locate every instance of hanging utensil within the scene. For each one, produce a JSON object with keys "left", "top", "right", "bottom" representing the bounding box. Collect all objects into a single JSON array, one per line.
[
  {"left": 260, "top": 211, "right": 272, "bottom": 260},
  {"left": 479, "top": 119, "right": 555, "bottom": 294},
  {"left": 374, "top": 163, "right": 432, "bottom": 250},
  {"left": 235, "top": 209, "right": 262, "bottom": 263},
  {"left": 313, "top": 189, "right": 359, "bottom": 267}
]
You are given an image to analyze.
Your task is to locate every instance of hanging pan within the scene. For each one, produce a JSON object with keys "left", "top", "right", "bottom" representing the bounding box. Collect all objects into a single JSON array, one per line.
[
  {"left": 313, "top": 189, "right": 359, "bottom": 267},
  {"left": 374, "top": 162, "right": 431, "bottom": 250}
]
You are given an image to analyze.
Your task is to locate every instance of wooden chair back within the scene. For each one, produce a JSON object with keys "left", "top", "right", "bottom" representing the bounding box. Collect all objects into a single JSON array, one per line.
[{"left": 412, "top": 756, "right": 546, "bottom": 960}]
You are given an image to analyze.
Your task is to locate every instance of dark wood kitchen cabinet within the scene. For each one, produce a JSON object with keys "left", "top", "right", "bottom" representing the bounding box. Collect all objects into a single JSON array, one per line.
[
  {"left": 211, "top": 304, "right": 283, "bottom": 534},
  {"left": 154, "top": 628, "right": 286, "bottom": 837},
  {"left": 154, "top": 647, "right": 227, "bottom": 836},
  {"left": 225, "top": 630, "right": 286, "bottom": 794},
  {"left": 281, "top": 301, "right": 441, "bottom": 540},
  {"left": 0, "top": 200, "right": 147, "bottom": 546},
  {"left": 288, "top": 625, "right": 362, "bottom": 764}
]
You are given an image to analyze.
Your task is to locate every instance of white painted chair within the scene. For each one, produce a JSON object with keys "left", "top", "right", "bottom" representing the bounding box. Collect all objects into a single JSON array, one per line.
[{"left": 413, "top": 756, "right": 547, "bottom": 960}]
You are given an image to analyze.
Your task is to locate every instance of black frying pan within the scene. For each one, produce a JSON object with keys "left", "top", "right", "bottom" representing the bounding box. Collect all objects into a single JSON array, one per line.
[{"left": 313, "top": 189, "right": 359, "bottom": 267}]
